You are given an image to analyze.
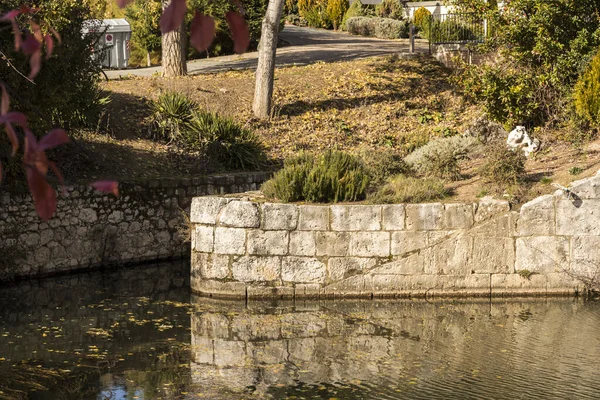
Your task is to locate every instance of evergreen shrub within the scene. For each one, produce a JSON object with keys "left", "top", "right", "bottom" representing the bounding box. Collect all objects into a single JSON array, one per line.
[{"left": 262, "top": 151, "right": 369, "bottom": 202}]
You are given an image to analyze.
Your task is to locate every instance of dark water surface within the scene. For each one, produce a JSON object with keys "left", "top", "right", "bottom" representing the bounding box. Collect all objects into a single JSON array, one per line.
[{"left": 1, "top": 262, "right": 600, "bottom": 399}]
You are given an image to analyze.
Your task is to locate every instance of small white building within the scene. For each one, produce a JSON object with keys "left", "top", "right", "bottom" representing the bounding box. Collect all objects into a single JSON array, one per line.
[{"left": 82, "top": 19, "right": 132, "bottom": 69}]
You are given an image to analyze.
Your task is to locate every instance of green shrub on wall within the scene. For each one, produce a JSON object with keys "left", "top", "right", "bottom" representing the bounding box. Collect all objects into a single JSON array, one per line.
[
  {"left": 404, "top": 135, "right": 478, "bottom": 180},
  {"left": 574, "top": 51, "right": 600, "bottom": 127},
  {"left": 370, "top": 175, "right": 449, "bottom": 203},
  {"left": 357, "top": 149, "right": 409, "bottom": 191},
  {"left": 480, "top": 141, "right": 526, "bottom": 187},
  {"left": 375, "top": 0, "right": 404, "bottom": 20},
  {"left": 262, "top": 151, "right": 369, "bottom": 202}
]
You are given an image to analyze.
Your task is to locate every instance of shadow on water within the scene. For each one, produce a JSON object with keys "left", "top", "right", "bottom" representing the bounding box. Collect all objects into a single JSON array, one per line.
[{"left": 1, "top": 262, "right": 600, "bottom": 399}]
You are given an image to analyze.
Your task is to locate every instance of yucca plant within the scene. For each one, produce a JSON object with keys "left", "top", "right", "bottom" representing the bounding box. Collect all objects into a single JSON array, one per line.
[
  {"left": 182, "top": 110, "right": 268, "bottom": 170},
  {"left": 150, "top": 91, "right": 197, "bottom": 142}
]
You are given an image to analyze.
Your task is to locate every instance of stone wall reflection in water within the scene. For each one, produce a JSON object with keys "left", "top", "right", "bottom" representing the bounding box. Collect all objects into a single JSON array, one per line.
[
  {"left": 2, "top": 262, "right": 600, "bottom": 399},
  {"left": 190, "top": 297, "right": 600, "bottom": 399}
]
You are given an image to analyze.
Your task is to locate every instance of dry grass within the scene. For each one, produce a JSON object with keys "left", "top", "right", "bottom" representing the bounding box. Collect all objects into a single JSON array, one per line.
[
  {"left": 101, "top": 55, "right": 477, "bottom": 159},
  {"left": 71, "top": 54, "right": 600, "bottom": 205}
]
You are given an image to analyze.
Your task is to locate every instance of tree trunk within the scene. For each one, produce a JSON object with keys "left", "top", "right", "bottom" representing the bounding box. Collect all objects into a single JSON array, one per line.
[
  {"left": 146, "top": 51, "right": 151, "bottom": 67},
  {"left": 252, "top": 0, "right": 284, "bottom": 119},
  {"left": 161, "top": 1, "right": 187, "bottom": 77}
]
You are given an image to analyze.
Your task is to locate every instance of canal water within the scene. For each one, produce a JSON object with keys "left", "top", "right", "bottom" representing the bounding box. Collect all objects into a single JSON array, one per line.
[{"left": 0, "top": 261, "right": 599, "bottom": 399}]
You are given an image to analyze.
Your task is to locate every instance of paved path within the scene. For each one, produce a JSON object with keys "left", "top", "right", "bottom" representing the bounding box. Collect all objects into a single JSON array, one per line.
[{"left": 105, "top": 25, "right": 429, "bottom": 79}]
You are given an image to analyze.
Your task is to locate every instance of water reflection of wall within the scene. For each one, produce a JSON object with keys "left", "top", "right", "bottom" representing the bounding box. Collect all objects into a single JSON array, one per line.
[{"left": 189, "top": 296, "right": 600, "bottom": 399}]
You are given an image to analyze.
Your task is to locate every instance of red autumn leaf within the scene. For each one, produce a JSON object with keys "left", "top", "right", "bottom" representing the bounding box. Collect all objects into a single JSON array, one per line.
[
  {"left": 1, "top": 9, "right": 20, "bottom": 20},
  {"left": 24, "top": 129, "right": 49, "bottom": 175},
  {"left": 44, "top": 35, "right": 54, "bottom": 59},
  {"left": 115, "top": 0, "right": 133, "bottom": 8},
  {"left": 160, "top": 0, "right": 187, "bottom": 34},
  {"left": 19, "top": 5, "right": 37, "bottom": 14},
  {"left": 21, "top": 34, "right": 41, "bottom": 55},
  {"left": 0, "top": 83, "right": 9, "bottom": 115},
  {"left": 0, "top": 111, "right": 27, "bottom": 126},
  {"left": 190, "top": 12, "right": 215, "bottom": 52},
  {"left": 28, "top": 49, "right": 42, "bottom": 80},
  {"left": 26, "top": 167, "right": 57, "bottom": 221},
  {"left": 30, "top": 21, "right": 43, "bottom": 43},
  {"left": 225, "top": 11, "right": 250, "bottom": 54},
  {"left": 91, "top": 180, "right": 119, "bottom": 197},
  {"left": 39, "top": 128, "right": 69, "bottom": 150},
  {"left": 1, "top": 10, "right": 22, "bottom": 51},
  {"left": 4, "top": 124, "right": 19, "bottom": 156}
]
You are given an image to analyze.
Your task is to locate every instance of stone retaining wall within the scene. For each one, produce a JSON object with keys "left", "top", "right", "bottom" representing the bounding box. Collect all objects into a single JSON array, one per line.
[
  {"left": 432, "top": 43, "right": 494, "bottom": 69},
  {"left": 0, "top": 172, "right": 271, "bottom": 282},
  {"left": 189, "top": 172, "right": 600, "bottom": 299}
]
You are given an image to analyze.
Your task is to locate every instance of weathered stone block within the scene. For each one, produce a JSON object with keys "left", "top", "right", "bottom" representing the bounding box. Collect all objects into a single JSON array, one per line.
[
  {"left": 370, "top": 253, "right": 425, "bottom": 275},
  {"left": 289, "top": 231, "right": 316, "bottom": 256},
  {"left": 232, "top": 256, "right": 281, "bottom": 282},
  {"left": 569, "top": 175, "right": 600, "bottom": 199},
  {"left": 282, "top": 257, "right": 326, "bottom": 283},
  {"left": 194, "top": 225, "right": 214, "bottom": 253},
  {"left": 261, "top": 203, "right": 299, "bottom": 230},
  {"left": 328, "top": 257, "right": 376, "bottom": 281},
  {"left": 391, "top": 231, "right": 428, "bottom": 255},
  {"left": 371, "top": 274, "right": 435, "bottom": 297},
  {"left": 382, "top": 205, "right": 405, "bottom": 231},
  {"left": 426, "top": 235, "right": 472, "bottom": 275},
  {"left": 444, "top": 204, "right": 474, "bottom": 229},
  {"left": 247, "top": 230, "right": 289, "bottom": 255},
  {"left": 218, "top": 201, "right": 260, "bottom": 228},
  {"left": 191, "top": 279, "right": 247, "bottom": 299},
  {"left": 475, "top": 197, "right": 510, "bottom": 223},
  {"left": 190, "top": 197, "right": 229, "bottom": 224},
  {"left": 515, "top": 236, "right": 568, "bottom": 274},
  {"left": 546, "top": 272, "right": 581, "bottom": 295},
  {"left": 321, "top": 275, "right": 373, "bottom": 298},
  {"left": 297, "top": 206, "right": 329, "bottom": 231},
  {"left": 491, "top": 273, "right": 547, "bottom": 297},
  {"left": 469, "top": 214, "right": 511, "bottom": 238},
  {"left": 570, "top": 236, "right": 600, "bottom": 278},
  {"left": 247, "top": 286, "right": 295, "bottom": 299},
  {"left": 316, "top": 232, "right": 351, "bottom": 257},
  {"left": 330, "top": 205, "right": 382, "bottom": 231},
  {"left": 349, "top": 232, "right": 390, "bottom": 257},
  {"left": 471, "top": 237, "right": 514, "bottom": 274},
  {"left": 295, "top": 284, "right": 322, "bottom": 298},
  {"left": 405, "top": 203, "right": 444, "bottom": 231},
  {"left": 214, "top": 227, "right": 246, "bottom": 255},
  {"left": 556, "top": 199, "right": 600, "bottom": 236},
  {"left": 194, "top": 253, "right": 230, "bottom": 279},
  {"left": 518, "top": 194, "right": 555, "bottom": 236}
]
